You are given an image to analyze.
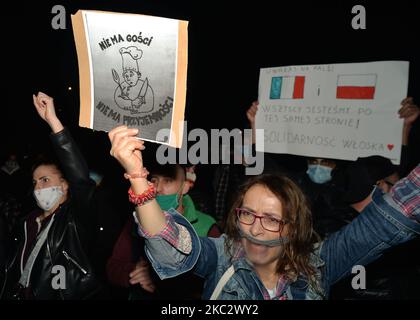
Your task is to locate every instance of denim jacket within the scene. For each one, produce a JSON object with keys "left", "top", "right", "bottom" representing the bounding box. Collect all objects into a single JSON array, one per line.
[{"left": 140, "top": 169, "right": 420, "bottom": 300}]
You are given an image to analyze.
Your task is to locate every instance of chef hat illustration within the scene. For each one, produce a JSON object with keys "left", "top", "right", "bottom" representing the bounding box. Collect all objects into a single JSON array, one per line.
[{"left": 119, "top": 46, "right": 143, "bottom": 72}]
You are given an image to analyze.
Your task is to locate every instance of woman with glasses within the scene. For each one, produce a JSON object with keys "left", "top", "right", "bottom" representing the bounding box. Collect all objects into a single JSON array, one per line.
[{"left": 108, "top": 125, "right": 420, "bottom": 300}]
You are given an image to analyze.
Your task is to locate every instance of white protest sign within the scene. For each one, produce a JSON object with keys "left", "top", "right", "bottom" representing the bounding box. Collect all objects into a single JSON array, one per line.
[
  {"left": 72, "top": 10, "right": 188, "bottom": 148},
  {"left": 256, "top": 61, "right": 409, "bottom": 164}
]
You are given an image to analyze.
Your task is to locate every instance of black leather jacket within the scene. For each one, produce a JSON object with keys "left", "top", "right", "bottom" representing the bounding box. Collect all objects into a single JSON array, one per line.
[{"left": 1, "top": 128, "right": 105, "bottom": 299}]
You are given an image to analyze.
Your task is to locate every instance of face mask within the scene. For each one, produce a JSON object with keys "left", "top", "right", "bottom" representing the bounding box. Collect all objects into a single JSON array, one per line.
[
  {"left": 185, "top": 171, "right": 196, "bottom": 184},
  {"left": 306, "top": 164, "right": 332, "bottom": 184},
  {"left": 5, "top": 160, "right": 18, "bottom": 169},
  {"left": 156, "top": 181, "right": 185, "bottom": 211},
  {"left": 2, "top": 160, "right": 19, "bottom": 175},
  {"left": 156, "top": 193, "right": 180, "bottom": 211},
  {"left": 34, "top": 186, "right": 64, "bottom": 211}
]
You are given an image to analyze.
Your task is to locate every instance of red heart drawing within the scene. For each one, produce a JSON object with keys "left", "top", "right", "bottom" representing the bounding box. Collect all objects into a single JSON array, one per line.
[{"left": 387, "top": 144, "right": 394, "bottom": 151}]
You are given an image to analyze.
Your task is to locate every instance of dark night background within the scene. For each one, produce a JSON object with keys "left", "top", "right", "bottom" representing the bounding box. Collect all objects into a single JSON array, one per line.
[
  {"left": 0, "top": 0, "right": 419, "bottom": 308},
  {"left": 1, "top": 0, "right": 419, "bottom": 170}
]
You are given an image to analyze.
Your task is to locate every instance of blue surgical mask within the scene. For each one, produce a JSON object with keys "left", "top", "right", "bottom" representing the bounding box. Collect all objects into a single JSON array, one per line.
[{"left": 306, "top": 164, "right": 332, "bottom": 184}]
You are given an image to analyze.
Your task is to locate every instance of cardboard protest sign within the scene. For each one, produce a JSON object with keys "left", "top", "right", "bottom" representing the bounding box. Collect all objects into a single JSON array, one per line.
[
  {"left": 257, "top": 61, "right": 409, "bottom": 164},
  {"left": 71, "top": 10, "right": 188, "bottom": 147}
]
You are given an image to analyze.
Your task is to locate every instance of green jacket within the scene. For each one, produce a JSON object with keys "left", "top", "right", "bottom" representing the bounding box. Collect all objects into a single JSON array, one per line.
[{"left": 182, "top": 195, "right": 216, "bottom": 237}]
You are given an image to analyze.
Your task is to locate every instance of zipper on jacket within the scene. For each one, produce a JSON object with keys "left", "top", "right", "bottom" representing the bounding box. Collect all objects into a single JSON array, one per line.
[
  {"left": 2, "top": 235, "right": 20, "bottom": 298},
  {"left": 46, "top": 235, "right": 65, "bottom": 300},
  {"left": 62, "top": 250, "right": 88, "bottom": 275}
]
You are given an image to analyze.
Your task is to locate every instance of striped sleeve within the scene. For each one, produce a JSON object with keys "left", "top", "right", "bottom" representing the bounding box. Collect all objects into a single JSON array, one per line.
[
  {"left": 135, "top": 211, "right": 192, "bottom": 254},
  {"left": 390, "top": 164, "right": 420, "bottom": 221}
]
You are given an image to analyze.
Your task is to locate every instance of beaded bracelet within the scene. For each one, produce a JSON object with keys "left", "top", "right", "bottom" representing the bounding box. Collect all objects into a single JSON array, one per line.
[{"left": 128, "top": 181, "right": 157, "bottom": 206}]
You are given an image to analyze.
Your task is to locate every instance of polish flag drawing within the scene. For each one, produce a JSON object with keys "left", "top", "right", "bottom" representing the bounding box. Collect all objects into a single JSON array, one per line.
[
  {"left": 336, "top": 74, "right": 377, "bottom": 99},
  {"left": 270, "top": 76, "right": 305, "bottom": 99}
]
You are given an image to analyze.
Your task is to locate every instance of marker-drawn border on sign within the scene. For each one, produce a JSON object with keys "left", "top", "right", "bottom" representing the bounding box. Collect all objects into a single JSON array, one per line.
[{"left": 336, "top": 73, "right": 377, "bottom": 100}]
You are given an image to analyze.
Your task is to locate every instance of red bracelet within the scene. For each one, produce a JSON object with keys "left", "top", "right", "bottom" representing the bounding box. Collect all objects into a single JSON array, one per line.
[
  {"left": 128, "top": 181, "right": 157, "bottom": 206},
  {"left": 124, "top": 167, "right": 149, "bottom": 180}
]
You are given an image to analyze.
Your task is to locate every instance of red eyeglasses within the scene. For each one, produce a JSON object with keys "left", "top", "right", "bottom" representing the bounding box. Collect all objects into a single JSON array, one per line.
[{"left": 236, "top": 208, "right": 288, "bottom": 233}]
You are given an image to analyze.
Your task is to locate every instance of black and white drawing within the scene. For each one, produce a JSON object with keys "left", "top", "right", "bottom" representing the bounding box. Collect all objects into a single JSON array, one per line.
[
  {"left": 72, "top": 10, "right": 188, "bottom": 146},
  {"left": 112, "top": 46, "right": 155, "bottom": 114}
]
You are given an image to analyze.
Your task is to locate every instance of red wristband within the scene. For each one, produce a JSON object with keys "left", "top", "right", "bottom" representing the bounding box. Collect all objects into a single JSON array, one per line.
[{"left": 128, "top": 181, "right": 157, "bottom": 206}]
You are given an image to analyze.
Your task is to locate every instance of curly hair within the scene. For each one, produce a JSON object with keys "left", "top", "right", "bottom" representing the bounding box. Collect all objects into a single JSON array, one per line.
[{"left": 224, "top": 174, "right": 321, "bottom": 285}]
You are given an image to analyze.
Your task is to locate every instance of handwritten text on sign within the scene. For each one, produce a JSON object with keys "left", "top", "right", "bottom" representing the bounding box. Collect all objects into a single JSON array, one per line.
[{"left": 257, "top": 61, "right": 409, "bottom": 164}]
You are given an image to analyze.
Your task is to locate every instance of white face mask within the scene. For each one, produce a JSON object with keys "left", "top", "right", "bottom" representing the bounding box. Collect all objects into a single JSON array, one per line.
[
  {"left": 33, "top": 186, "right": 64, "bottom": 211},
  {"left": 2, "top": 160, "right": 19, "bottom": 175}
]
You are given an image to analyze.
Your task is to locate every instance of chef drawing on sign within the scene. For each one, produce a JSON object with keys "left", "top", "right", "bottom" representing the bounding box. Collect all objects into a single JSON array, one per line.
[{"left": 112, "top": 46, "right": 155, "bottom": 114}]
